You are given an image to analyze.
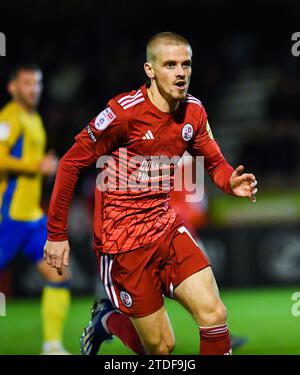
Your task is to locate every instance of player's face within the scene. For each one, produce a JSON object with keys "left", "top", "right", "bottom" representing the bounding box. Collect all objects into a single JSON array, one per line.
[
  {"left": 11, "top": 70, "right": 43, "bottom": 110},
  {"left": 152, "top": 44, "right": 192, "bottom": 101}
]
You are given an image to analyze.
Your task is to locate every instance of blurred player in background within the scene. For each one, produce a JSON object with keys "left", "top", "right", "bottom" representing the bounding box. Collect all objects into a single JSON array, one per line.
[
  {"left": 44, "top": 32, "right": 257, "bottom": 355},
  {"left": 0, "top": 64, "right": 71, "bottom": 354}
]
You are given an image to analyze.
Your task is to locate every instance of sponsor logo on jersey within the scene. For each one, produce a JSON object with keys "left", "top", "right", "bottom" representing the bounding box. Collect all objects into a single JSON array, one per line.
[
  {"left": 206, "top": 120, "right": 214, "bottom": 140},
  {"left": 0, "top": 123, "right": 10, "bottom": 141},
  {"left": 120, "top": 291, "right": 132, "bottom": 307},
  {"left": 86, "top": 125, "right": 97, "bottom": 142},
  {"left": 95, "top": 107, "right": 116, "bottom": 130},
  {"left": 182, "top": 123, "right": 193, "bottom": 141}
]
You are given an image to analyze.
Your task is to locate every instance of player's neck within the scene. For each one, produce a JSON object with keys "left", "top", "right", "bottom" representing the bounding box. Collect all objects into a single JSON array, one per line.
[
  {"left": 13, "top": 99, "right": 35, "bottom": 114},
  {"left": 147, "top": 86, "right": 180, "bottom": 113}
]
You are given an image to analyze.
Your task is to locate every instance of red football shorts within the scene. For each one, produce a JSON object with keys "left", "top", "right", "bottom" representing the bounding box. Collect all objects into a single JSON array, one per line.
[{"left": 97, "top": 216, "right": 210, "bottom": 318}]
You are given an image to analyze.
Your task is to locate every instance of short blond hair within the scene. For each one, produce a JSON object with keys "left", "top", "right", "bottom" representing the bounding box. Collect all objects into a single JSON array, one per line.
[{"left": 146, "top": 31, "right": 191, "bottom": 63}]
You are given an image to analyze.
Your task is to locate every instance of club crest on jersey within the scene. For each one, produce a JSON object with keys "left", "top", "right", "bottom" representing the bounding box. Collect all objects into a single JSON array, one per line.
[
  {"left": 95, "top": 107, "right": 116, "bottom": 130},
  {"left": 182, "top": 123, "right": 193, "bottom": 141},
  {"left": 120, "top": 291, "right": 132, "bottom": 308}
]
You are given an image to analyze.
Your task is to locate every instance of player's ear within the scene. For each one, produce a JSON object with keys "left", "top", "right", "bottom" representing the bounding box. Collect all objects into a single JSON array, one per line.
[
  {"left": 144, "top": 62, "right": 155, "bottom": 79},
  {"left": 7, "top": 80, "right": 16, "bottom": 97}
]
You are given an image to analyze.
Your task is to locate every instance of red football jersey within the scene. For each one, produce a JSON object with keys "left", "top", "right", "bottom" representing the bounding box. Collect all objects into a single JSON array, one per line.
[{"left": 47, "top": 84, "right": 234, "bottom": 254}]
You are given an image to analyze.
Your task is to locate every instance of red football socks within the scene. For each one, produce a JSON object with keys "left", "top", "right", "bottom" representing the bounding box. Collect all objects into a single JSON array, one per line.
[
  {"left": 199, "top": 323, "right": 232, "bottom": 355},
  {"left": 106, "top": 312, "right": 145, "bottom": 355}
]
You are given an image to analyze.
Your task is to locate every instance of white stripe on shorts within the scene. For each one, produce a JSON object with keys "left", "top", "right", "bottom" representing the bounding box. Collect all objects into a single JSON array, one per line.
[
  {"left": 103, "top": 255, "right": 113, "bottom": 303},
  {"left": 108, "top": 258, "right": 119, "bottom": 308},
  {"left": 100, "top": 254, "right": 104, "bottom": 281},
  {"left": 178, "top": 226, "right": 199, "bottom": 247}
]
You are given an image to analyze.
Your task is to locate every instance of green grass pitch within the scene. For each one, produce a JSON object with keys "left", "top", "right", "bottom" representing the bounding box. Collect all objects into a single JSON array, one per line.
[{"left": 0, "top": 287, "right": 299, "bottom": 354}]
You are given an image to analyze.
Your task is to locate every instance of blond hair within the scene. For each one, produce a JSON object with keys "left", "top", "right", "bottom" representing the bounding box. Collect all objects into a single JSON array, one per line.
[{"left": 146, "top": 32, "right": 191, "bottom": 63}]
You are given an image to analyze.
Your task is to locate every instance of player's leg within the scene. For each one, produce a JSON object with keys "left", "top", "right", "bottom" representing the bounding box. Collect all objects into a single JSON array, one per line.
[
  {"left": 196, "top": 236, "right": 247, "bottom": 351},
  {"left": 81, "top": 297, "right": 146, "bottom": 355},
  {"left": 110, "top": 247, "right": 176, "bottom": 355},
  {"left": 80, "top": 249, "right": 146, "bottom": 355},
  {"left": 108, "top": 247, "right": 177, "bottom": 355},
  {"left": 81, "top": 251, "right": 148, "bottom": 355},
  {"left": 174, "top": 267, "right": 231, "bottom": 354},
  {"left": 81, "top": 247, "right": 175, "bottom": 355},
  {"left": 23, "top": 216, "right": 71, "bottom": 354},
  {"left": 82, "top": 295, "right": 176, "bottom": 355},
  {"left": 130, "top": 305, "right": 175, "bottom": 355},
  {"left": 37, "top": 260, "right": 71, "bottom": 354},
  {"left": 163, "top": 225, "right": 231, "bottom": 355}
]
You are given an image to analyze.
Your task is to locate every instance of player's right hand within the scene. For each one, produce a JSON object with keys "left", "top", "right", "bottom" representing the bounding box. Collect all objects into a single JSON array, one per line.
[
  {"left": 43, "top": 240, "right": 70, "bottom": 276},
  {"left": 39, "top": 150, "right": 58, "bottom": 177}
]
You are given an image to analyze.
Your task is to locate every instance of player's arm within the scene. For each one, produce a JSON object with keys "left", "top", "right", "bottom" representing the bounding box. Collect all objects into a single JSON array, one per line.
[
  {"left": 0, "top": 144, "right": 58, "bottom": 176},
  {"left": 0, "top": 119, "right": 41, "bottom": 174},
  {"left": 0, "top": 120, "right": 57, "bottom": 176},
  {"left": 189, "top": 109, "right": 257, "bottom": 201},
  {"left": 44, "top": 102, "right": 128, "bottom": 274},
  {"left": 44, "top": 141, "right": 97, "bottom": 274},
  {"left": 0, "top": 143, "right": 40, "bottom": 174}
]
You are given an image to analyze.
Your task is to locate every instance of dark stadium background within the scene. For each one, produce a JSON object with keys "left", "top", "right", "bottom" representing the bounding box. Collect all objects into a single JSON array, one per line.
[{"left": 0, "top": 0, "right": 300, "bottom": 354}]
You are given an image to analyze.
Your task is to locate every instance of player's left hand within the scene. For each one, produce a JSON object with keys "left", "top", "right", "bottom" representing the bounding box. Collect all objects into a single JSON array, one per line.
[{"left": 230, "top": 165, "right": 258, "bottom": 203}]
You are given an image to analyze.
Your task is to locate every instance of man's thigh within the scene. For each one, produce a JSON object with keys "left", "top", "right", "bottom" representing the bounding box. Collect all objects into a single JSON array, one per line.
[
  {"left": 159, "top": 224, "right": 225, "bottom": 324},
  {"left": 173, "top": 266, "right": 225, "bottom": 325},
  {"left": 174, "top": 266, "right": 219, "bottom": 307},
  {"left": 130, "top": 305, "right": 175, "bottom": 354}
]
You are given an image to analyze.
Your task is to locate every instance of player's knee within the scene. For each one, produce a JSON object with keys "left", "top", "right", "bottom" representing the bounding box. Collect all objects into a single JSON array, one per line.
[
  {"left": 166, "top": 337, "right": 176, "bottom": 354},
  {"left": 214, "top": 301, "right": 227, "bottom": 323},
  {"left": 146, "top": 336, "right": 175, "bottom": 355},
  {"left": 37, "top": 260, "right": 70, "bottom": 282},
  {"left": 43, "top": 271, "right": 69, "bottom": 283},
  {"left": 149, "top": 342, "right": 173, "bottom": 355},
  {"left": 199, "top": 299, "right": 227, "bottom": 326}
]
